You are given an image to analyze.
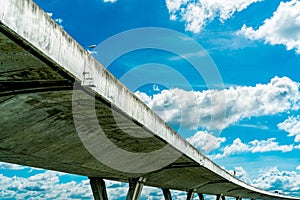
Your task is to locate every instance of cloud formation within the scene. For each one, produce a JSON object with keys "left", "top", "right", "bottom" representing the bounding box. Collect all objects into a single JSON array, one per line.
[
  {"left": 238, "top": 0, "right": 300, "bottom": 54},
  {"left": 46, "top": 12, "right": 64, "bottom": 28},
  {"left": 252, "top": 167, "right": 300, "bottom": 194},
  {"left": 0, "top": 162, "right": 187, "bottom": 199},
  {"left": 0, "top": 163, "right": 25, "bottom": 170},
  {"left": 224, "top": 166, "right": 250, "bottom": 183},
  {"left": 225, "top": 166, "right": 300, "bottom": 195},
  {"left": 187, "top": 131, "right": 226, "bottom": 153},
  {"left": 2, "top": 162, "right": 300, "bottom": 198},
  {"left": 165, "top": 0, "right": 261, "bottom": 33},
  {"left": 212, "top": 138, "right": 294, "bottom": 159},
  {"left": 135, "top": 76, "right": 300, "bottom": 131},
  {"left": 278, "top": 115, "right": 300, "bottom": 143},
  {"left": 104, "top": 0, "right": 117, "bottom": 3},
  {"left": 0, "top": 171, "right": 92, "bottom": 199}
]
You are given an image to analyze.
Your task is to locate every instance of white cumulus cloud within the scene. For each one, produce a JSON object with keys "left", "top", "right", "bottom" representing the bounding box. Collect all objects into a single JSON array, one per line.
[
  {"left": 225, "top": 166, "right": 249, "bottom": 182},
  {"left": 213, "top": 138, "right": 249, "bottom": 158},
  {"left": 46, "top": 12, "right": 53, "bottom": 17},
  {"left": 1, "top": 162, "right": 300, "bottom": 198},
  {"left": 278, "top": 115, "right": 300, "bottom": 143},
  {"left": 0, "top": 162, "right": 25, "bottom": 170},
  {"left": 0, "top": 162, "right": 191, "bottom": 199},
  {"left": 135, "top": 76, "right": 300, "bottom": 131},
  {"left": 238, "top": 0, "right": 300, "bottom": 54},
  {"left": 165, "top": 0, "right": 261, "bottom": 33},
  {"left": 252, "top": 167, "right": 300, "bottom": 193},
  {"left": 250, "top": 138, "right": 294, "bottom": 153},
  {"left": 104, "top": 0, "right": 117, "bottom": 3},
  {"left": 187, "top": 131, "right": 226, "bottom": 153},
  {"left": 46, "top": 12, "right": 64, "bottom": 28},
  {"left": 0, "top": 170, "right": 92, "bottom": 199},
  {"left": 213, "top": 138, "right": 294, "bottom": 159},
  {"left": 225, "top": 166, "right": 300, "bottom": 195}
]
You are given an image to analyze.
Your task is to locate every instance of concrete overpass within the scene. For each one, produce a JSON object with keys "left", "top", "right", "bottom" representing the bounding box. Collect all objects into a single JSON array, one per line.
[{"left": 0, "top": 0, "right": 299, "bottom": 199}]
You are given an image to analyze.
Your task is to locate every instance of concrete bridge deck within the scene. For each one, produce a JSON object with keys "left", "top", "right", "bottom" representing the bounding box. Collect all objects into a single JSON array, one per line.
[{"left": 0, "top": 0, "right": 299, "bottom": 199}]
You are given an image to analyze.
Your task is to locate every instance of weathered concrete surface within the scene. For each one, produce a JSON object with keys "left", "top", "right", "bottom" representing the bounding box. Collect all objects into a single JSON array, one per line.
[
  {"left": 0, "top": 0, "right": 300, "bottom": 199},
  {"left": 89, "top": 178, "right": 109, "bottom": 200}
]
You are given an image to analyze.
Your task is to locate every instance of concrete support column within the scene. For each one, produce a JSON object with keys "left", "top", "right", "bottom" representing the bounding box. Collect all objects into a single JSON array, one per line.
[
  {"left": 89, "top": 177, "right": 108, "bottom": 200},
  {"left": 186, "top": 190, "right": 195, "bottom": 200},
  {"left": 197, "top": 193, "right": 204, "bottom": 200},
  {"left": 162, "top": 188, "right": 172, "bottom": 200},
  {"left": 236, "top": 197, "right": 242, "bottom": 200},
  {"left": 126, "top": 177, "right": 146, "bottom": 200},
  {"left": 216, "top": 194, "right": 225, "bottom": 200}
]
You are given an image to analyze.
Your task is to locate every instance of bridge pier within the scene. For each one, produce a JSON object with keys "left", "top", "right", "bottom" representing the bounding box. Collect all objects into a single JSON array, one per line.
[
  {"left": 126, "top": 177, "right": 146, "bottom": 200},
  {"left": 198, "top": 193, "right": 204, "bottom": 200},
  {"left": 89, "top": 177, "right": 108, "bottom": 200},
  {"left": 162, "top": 188, "right": 172, "bottom": 200},
  {"left": 187, "top": 189, "right": 195, "bottom": 200},
  {"left": 216, "top": 194, "right": 226, "bottom": 200}
]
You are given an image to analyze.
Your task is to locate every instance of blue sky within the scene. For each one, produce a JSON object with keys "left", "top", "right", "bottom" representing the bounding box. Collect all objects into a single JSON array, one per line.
[{"left": 1, "top": 0, "right": 300, "bottom": 199}]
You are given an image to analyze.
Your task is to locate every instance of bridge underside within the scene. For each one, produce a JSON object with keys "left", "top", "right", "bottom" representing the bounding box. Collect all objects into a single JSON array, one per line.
[{"left": 0, "top": 30, "right": 250, "bottom": 198}]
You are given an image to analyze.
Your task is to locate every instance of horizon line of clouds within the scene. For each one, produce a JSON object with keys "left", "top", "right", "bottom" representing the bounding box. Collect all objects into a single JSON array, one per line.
[
  {"left": 0, "top": 170, "right": 93, "bottom": 199},
  {"left": 252, "top": 166, "right": 300, "bottom": 193},
  {"left": 224, "top": 166, "right": 300, "bottom": 195},
  {"left": 0, "top": 162, "right": 190, "bottom": 199},
  {"left": 1, "top": 162, "right": 300, "bottom": 198}
]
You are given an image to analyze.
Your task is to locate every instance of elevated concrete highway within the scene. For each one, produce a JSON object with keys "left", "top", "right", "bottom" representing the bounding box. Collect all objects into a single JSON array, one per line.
[{"left": 0, "top": 0, "right": 299, "bottom": 199}]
